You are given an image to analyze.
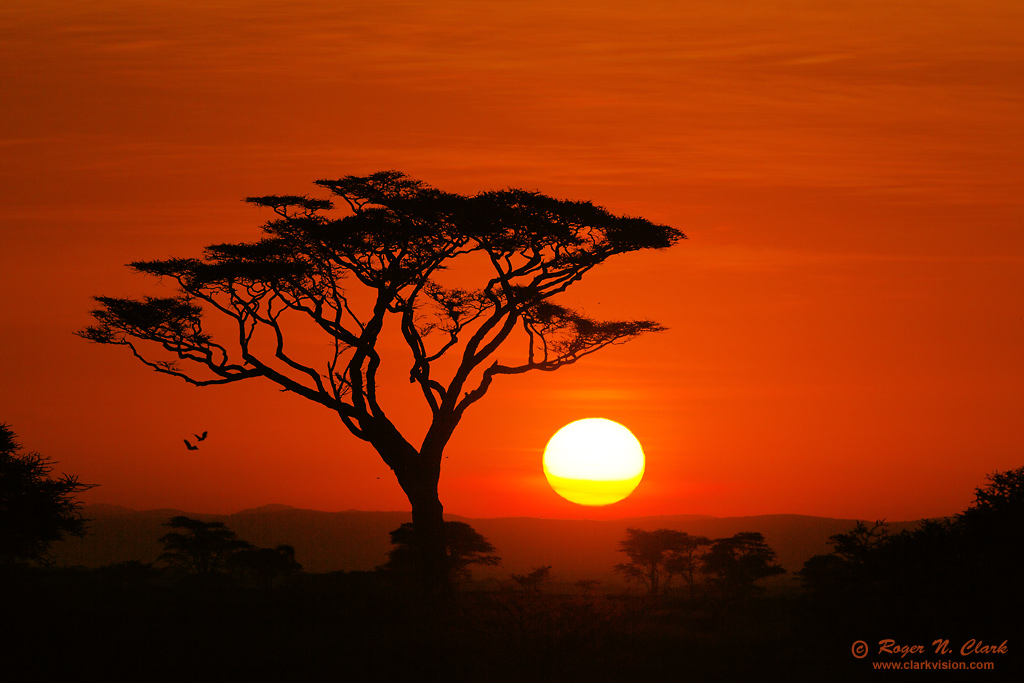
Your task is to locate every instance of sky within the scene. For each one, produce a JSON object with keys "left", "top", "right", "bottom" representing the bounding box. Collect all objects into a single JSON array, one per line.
[{"left": 1, "top": 0, "right": 1021, "bottom": 521}]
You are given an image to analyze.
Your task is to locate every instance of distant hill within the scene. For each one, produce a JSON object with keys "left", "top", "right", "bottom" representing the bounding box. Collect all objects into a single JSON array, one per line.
[{"left": 51, "top": 505, "right": 925, "bottom": 587}]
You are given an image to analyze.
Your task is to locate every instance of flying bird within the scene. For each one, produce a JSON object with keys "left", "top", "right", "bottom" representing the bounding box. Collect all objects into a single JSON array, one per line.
[
  {"left": 194, "top": 431, "right": 208, "bottom": 442},
  {"left": 184, "top": 439, "right": 199, "bottom": 451}
]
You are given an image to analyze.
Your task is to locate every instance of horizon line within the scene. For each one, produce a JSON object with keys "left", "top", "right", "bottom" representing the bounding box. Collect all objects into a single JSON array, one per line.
[{"left": 80, "top": 501, "right": 936, "bottom": 525}]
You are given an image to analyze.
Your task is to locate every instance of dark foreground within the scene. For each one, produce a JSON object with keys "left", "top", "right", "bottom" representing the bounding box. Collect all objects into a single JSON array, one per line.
[{"left": 4, "top": 567, "right": 1020, "bottom": 682}]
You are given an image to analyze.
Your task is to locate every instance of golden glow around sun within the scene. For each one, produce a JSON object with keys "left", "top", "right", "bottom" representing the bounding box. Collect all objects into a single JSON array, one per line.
[{"left": 543, "top": 418, "right": 645, "bottom": 506}]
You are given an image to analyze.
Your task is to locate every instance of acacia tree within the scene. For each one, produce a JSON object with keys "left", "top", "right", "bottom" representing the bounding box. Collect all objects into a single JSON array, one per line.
[
  {"left": 614, "top": 527, "right": 710, "bottom": 595},
  {"left": 158, "top": 515, "right": 254, "bottom": 575},
  {"left": 663, "top": 532, "right": 713, "bottom": 595},
  {"left": 702, "top": 531, "right": 785, "bottom": 593},
  {"left": 78, "top": 171, "right": 683, "bottom": 591}
]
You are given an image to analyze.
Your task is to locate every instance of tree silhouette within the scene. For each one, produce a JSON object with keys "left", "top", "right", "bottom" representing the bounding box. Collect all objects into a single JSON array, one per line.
[
  {"left": 158, "top": 515, "right": 253, "bottom": 575},
  {"left": 383, "top": 520, "right": 501, "bottom": 584},
  {"left": 958, "top": 466, "right": 1024, "bottom": 537},
  {"left": 957, "top": 466, "right": 1024, "bottom": 601},
  {"left": 78, "top": 170, "right": 683, "bottom": 591},
  {"left": 614, "top": 527, "right": 711, "bottom": 595},
  {"left": 0, "top": 423, "right": 95, "bottom": 566},
  {"left": 662, "top": 532, "right": 713, "bottom": 595},
  {"left": 798, "top": 520, "right": 889, "bottom": 597},
  {"left": 825, "top": 519, "right": 890, "bottom": 564},
  {"left": 801, "top": 467, "right": 1024, "bottom": 627},
  {"left": 701, "top": 531, "right": 785, "bottom": 593}
]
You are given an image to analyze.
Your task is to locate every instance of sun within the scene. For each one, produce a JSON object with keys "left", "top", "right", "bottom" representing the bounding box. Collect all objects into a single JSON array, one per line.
[{"left": 543, "top": 418, "right": 645, "bottom": 506}]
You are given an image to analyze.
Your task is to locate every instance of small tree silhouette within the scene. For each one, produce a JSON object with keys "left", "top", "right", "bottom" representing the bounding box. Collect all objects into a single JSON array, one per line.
[
  {"left": 0, "top": 422, "right": 95, "bottom": 566},
  {"left": 701, "top": 531, "right": 785, "bottom": 593},
  {"left": 827, "top": 520, "right": 890, "bottom": 564},
  {"left": 799, "top": 520, "right": 889, "bottom": 596},
  {"left": 383, "top": 520, "right": 501, "bottom": 584},
  {"left": 614, "top": 528, "right": 711, "bottom": 595},
  {"left": 158, "top": 515, "right": 253, "bottom": 575}
]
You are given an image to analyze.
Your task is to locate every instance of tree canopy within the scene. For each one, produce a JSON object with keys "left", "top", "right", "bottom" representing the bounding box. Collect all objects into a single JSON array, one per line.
[
  {"left": 0, "top": 423, "right": 94, "bottom": 566},
  {"left": 78, "top": 171, "right": 681, "bottom": 446}
]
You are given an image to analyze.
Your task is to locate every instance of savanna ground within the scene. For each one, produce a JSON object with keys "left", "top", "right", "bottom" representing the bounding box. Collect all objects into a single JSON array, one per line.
[{"left": 5, "top": 566, "right": 1018, "bottom": 682}]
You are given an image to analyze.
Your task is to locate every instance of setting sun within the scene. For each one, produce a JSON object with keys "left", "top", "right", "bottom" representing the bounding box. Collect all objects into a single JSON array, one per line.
[{"left": 543, "top": 418, "right": 646, "bottom": 506}]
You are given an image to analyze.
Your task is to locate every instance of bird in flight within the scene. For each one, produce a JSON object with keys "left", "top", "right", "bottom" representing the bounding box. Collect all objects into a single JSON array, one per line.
[
  {"left": 184, "top": 439, "right": 199, "bottom": 451},
  {"left": 194, "top": 431, "right": 208, "bottom": 442}
]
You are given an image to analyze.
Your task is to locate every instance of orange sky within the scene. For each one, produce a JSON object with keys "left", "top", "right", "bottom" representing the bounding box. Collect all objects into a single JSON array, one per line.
[{"left": 1, "top": 0, "right": 1021, "bottom": 521}]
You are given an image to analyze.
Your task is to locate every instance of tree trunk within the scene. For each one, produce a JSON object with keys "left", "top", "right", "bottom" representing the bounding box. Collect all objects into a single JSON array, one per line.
[
  {"left": 409, "top": 489, "right": 448, "bottom": 596},
  {"left": 366, "top": 416, "right": 451, "bottom": 595},
  {"left": 396, "top": 448, "right": 449, "bottom": 597},
  {"left": 648, "top": 563, "right": 660, "bottom": 595}
]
